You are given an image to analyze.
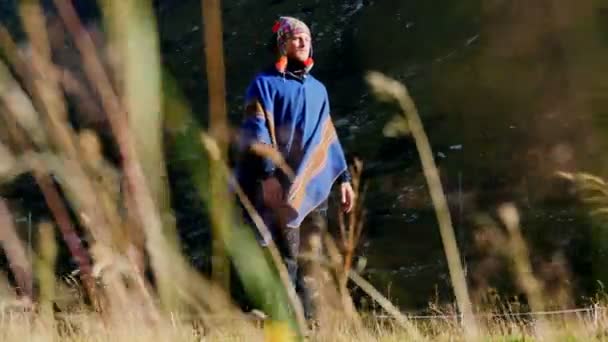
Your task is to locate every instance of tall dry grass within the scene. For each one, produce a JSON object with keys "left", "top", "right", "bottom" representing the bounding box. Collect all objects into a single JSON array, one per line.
[
  {"left": 0, "top": 1, "right": 605, "bottom": 341},
  {"left": 366, "top": 71, "right": 479, "bottom": 340}
]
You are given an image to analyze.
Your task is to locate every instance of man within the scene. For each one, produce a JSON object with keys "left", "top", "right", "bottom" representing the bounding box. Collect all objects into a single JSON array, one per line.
[{"left": 236, "top": 16, "right": 355, "bottom": 319}]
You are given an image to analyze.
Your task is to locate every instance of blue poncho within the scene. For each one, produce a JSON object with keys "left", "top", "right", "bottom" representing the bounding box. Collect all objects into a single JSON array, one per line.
[{"left": 237, "top": 68, "right": 348, "bottom": 228}]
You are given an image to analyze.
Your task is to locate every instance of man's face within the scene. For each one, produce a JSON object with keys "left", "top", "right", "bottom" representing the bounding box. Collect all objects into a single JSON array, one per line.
[{"left": 285, "top": 32, "right": 311, "bottom": 63}]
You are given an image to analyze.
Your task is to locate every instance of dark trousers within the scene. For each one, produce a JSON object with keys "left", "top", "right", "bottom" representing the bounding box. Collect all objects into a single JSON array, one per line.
[{"left": 275, "top": 202, "right": 328, "bottom": 320}]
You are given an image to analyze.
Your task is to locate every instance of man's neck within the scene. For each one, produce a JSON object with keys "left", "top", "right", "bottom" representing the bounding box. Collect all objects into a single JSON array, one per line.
[
  {"left": 281, "top": 58, "right": 307, "bottom": 81},
  {"left": 287, "top": 58, "right": 306, "bottom": 72}
]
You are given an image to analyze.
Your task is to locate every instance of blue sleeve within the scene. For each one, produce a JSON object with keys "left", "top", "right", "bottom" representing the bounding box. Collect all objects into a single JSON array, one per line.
[
  {"left": 239, "top": 78, "right": 275, "bottom": 176},
  {"left": 338, "top": 169, "right": 352, "bottom": 184}
]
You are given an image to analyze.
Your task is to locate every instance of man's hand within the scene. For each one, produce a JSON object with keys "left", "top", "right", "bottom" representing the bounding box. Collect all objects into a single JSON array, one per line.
[
  {"left": 341, "top": 182, "right": 356, "bottom": 213},
  {"left": 262, "top": 176, "right": 283, "bottom": 209}
]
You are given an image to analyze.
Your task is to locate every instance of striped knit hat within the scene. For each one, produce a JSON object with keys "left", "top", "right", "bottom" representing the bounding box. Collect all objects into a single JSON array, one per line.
[{"left": 272, "top": 16, "right": 314, "bottom": 74}]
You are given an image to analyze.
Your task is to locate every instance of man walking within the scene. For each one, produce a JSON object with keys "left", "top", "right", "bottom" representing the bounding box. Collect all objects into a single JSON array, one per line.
[{"left": 236, "top": 16, "right": 355, "bottom": 319}]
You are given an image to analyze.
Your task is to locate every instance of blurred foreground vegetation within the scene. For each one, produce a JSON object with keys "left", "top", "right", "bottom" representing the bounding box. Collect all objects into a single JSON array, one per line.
[{"left": 1, "top": 0, "right": 608, "bottom": 341}]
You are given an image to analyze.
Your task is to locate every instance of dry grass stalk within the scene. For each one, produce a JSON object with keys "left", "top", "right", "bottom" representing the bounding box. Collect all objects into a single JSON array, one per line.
[
  {"left": 497, "top": 203, "right": 551, "bottom": 339},
  {"left": 17, "top": 6, "right": 81, "bottom": 159},
  {"left": 0, "top": 59, "right": 46, "bottom": 147},
  {"left": 0, "top": 108, "right": 98, "bottom": 304},
  {"left": 100, "top": 0, "right": 168, "bottom": 209},
  {"left": 557, "top": 171, "right": 608, "bottom": 218},
  {"left": 249, "top": 142, "right": 296, "bottom": 180},
  {"left": 366, "top": 71, "right": 479, "bottom": 339},
  {"left": 0, "top": 141, "right": 16, "bottom": 176},
  {"left": 75, "top": 130, "right": 143, "bottom": 270},
  {"left": 349, "top": 273, "right": 419, "bottom": 336},
  {"left": 48, "top": 1, "right": 253, "bottom": 326},
  {"left": 200, "top": 133, "right": 306, "bottom": 339},
  {"left": 100, "top": 4, "right": 175, "bottom": 276},
  {"left": 1, "top": 20, "right": 124, "bottom": 305},
  {"left": 99, "top": 0, "right": 170, "bottom": 276},
  {"left": 337, "top": 158, "right": 366, "bottom": 290},
  {"left": 0, "top": 198, "right": 33, "bottom": 300},
  {"left": 5, "top": 0, "right": 175, "bottom": 320},
  {"left": 52, "top": 0, "right": 182, "bottom": 311},
  {"left": 36, "top": 221, "right": 57, "bottom": 322},
  {"left": 320, "top": 233, "right": 364, "bottom": 329},
  {"left": 297, "top": 247, "right": 423, "bottom": 340},
  {"left": 3, "top": 11, "right": 117, "bottom": 250},
  {"left": 201, "top": 0, "right": 231, "bottom": 291}
]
